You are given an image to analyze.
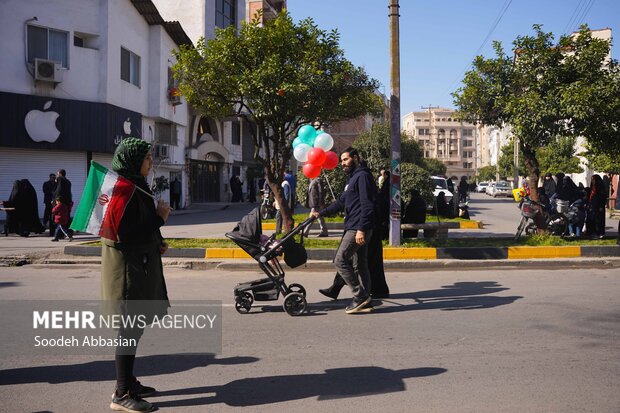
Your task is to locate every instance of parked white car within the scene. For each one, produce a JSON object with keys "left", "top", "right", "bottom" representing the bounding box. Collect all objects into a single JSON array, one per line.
[
  {"left": 492, "top": 181, "right": 513, "bottom": 198},
  {"left": 476, "top": 182, "right": 489, "bottom": 193},
  {"left": 431, "top": 176, "right": 453, "bottom": 201}
]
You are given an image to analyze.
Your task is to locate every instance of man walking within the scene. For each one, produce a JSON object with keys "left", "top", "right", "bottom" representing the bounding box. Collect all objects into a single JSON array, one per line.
[
  {"left": 312, "top": 147, "right": 376, "bottom": 314},
  {"left": 42, "top": 173, "right": 57, "bottom": 235},
  {"left": 171, "top": 177, "right": 182, "bottom": 210},
  {"left": 305, "top": 177, "right": 328, "bottom": 237},
  {"left": 54, "top": 169, "right": 72, "bottom": 205}
]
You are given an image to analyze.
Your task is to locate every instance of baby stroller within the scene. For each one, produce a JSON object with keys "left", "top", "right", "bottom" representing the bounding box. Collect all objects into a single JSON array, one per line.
[{"left": 225, "top": 207, "right": 315, "bottom": 316}]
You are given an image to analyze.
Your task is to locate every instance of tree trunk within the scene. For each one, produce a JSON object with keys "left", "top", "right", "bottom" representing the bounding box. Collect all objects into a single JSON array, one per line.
[
  {"left": 522, "top": 144, "right": 544, "bottom": 230},
  {"left": 270, "top": 182, "right": 294, "bottom": 233}
]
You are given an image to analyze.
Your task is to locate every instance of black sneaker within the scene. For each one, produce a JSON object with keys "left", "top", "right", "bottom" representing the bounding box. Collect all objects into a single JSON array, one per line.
[
  {"left": 110, "top": 391, "right": 156, "bottom": 412},
  {"left": 131, "top": 380, "right": 156, "bottom": 397},
  {"left": 345, "top": 296, "right": 372, "bottom": 314}
]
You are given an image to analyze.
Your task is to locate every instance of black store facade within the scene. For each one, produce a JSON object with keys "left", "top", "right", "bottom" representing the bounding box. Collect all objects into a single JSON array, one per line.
[{"left": 0, "top": 91, "right": 141, "bottom": 218}]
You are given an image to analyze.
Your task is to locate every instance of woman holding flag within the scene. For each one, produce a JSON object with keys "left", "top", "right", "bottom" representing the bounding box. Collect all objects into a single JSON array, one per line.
[{"left": 101, "top": 137, "right": 171, "bottom": 413}]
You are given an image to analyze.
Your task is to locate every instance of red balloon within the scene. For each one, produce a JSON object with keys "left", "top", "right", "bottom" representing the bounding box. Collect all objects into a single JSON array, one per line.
[
  {"left": 302, "top": 163, "right": 322, "bottom": 179},
  {"left": 322, "top": 151, "right": 339, "bottom": 170},
  {"left": 307, "top": 147, "right": 327, "bottom": 166}
]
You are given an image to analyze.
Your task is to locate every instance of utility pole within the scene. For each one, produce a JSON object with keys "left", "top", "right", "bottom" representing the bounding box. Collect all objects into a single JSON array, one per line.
[{"left": 388, "top": 0, "right": 401, "bottom": 246}]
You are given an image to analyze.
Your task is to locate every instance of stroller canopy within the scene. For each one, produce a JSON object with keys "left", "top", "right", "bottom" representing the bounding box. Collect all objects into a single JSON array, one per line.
[{"left": 225, "top": 207, "right": 263, "bottom": 258}]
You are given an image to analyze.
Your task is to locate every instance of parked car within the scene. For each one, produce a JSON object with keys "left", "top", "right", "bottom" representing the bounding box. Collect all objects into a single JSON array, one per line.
[
  {"left": 492, "top": 181, "right": 512, "bottom": 198},
  {"left": 476, "top": 182, "right": 489, "bottom": 193},
  {"left": 431, "top": 176, "right": 453, "bottom": 201},
  {"left": 486, "top": 182, "right": 497, "bottom": 196}
]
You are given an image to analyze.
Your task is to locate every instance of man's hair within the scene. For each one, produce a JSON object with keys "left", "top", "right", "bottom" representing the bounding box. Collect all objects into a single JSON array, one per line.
[
  {"left": 49, "top": 173, "right": 56, "bottom": 178},
  {"left": 341, "top": 147, "right": 359, "bottom": 158},
  {"left": 58, "top": 169, "right": 66, "bottom": 177}
]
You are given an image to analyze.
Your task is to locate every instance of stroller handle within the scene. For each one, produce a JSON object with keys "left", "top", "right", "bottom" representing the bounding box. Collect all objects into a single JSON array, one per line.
[{"left": 258, "top": 216, "right": 316, "bottom": 263}]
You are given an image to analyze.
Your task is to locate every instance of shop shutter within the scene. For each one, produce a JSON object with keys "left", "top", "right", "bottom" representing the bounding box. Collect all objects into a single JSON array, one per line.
[{"left": 0, "top": 148, "right": 87, "bottom": 219}]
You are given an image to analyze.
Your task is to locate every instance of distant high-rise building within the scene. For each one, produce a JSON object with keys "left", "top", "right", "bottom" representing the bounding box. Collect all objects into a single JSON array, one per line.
[{"left": 402, "top": 108, "right": 479, "bottom": 179}]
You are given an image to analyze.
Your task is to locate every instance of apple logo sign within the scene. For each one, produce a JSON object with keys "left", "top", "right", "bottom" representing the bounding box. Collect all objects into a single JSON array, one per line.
[
  {"left": 25, "top": 100, "right": 60, "bottom": 143},
  {"left": 123, "top": 117, "right": 132, "bottom": 135}
]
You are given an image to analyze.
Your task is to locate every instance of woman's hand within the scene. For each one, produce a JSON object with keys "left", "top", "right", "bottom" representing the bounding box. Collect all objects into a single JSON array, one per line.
[
  {"left": 156, "top": 200, "right": 171, "bottom": 222},
  {"left": 160, "top": 241, "right": 169, "bottom": 255}
]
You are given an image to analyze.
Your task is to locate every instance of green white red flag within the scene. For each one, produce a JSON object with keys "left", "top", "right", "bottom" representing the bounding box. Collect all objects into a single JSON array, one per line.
[{"left": 70, "top": 161, "right": 135, "bottom": 241}]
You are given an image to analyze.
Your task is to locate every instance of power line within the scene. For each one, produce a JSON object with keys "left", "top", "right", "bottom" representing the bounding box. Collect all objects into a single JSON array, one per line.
[
  {"left": 446, "top": 0, "right": 513, "bottom": 96},
  {"left": 563, "top": 0, "right": 589, "bottom": 35},
  {"left": 572, "top": 0, "right": 596, "bottom": 33}
]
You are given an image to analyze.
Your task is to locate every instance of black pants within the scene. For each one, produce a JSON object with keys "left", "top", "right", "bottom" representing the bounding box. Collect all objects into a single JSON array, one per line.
[{"left": 115, "top": 326, "right": 144, "bottom": 394}]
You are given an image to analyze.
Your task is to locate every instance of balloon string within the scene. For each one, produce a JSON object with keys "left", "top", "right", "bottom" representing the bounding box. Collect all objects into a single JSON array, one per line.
[{"left": 324, "top": 173, "right": 336, "bottom": 201}]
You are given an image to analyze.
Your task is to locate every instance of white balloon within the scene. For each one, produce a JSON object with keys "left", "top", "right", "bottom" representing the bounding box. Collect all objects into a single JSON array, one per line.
[
  {"left": 313, "top": 133, "right": 334, "bottom": 151},
  {"left": 293, "top": 143, "right": 312, "bottom": 162}
]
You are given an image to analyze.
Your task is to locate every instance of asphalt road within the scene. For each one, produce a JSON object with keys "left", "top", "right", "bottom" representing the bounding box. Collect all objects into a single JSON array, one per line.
[{"left": 1, "top": 264, "right": 619, "bottom": 412}]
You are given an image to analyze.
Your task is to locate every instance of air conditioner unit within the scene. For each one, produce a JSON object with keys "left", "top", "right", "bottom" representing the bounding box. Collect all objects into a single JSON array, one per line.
[
  {"left": 34, "top": 58, "right": 62, "bottom": 83},
  {"left": 154, "top": 145, "right": 169, "bottom": 158}
]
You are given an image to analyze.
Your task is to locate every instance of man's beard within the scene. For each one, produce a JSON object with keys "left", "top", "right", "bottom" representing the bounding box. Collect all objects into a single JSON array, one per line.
[{"left": 344, "top": 163, "right": 357, "bottom": 176}]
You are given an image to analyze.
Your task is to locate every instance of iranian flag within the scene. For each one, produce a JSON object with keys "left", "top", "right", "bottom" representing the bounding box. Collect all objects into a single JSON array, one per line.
[{"left": 70, "top": 161, "right": 135, "bottom": 241}]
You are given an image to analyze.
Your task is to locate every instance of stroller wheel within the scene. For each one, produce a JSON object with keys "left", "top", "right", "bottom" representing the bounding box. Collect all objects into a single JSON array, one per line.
[
  {"left": 283, "top": 292, "right": 307, "bottom": 316},
  {"left": 235, "top": 292, "right": 253, "bottom": 314},
  {"left": 287, "top": 283, "right": 306, "bottom": 297}
]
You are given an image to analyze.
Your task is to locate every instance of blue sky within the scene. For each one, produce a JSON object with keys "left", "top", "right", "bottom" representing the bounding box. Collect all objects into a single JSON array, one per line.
[{"left": 288, "top": 0, "right": 620, "bottom": 117}]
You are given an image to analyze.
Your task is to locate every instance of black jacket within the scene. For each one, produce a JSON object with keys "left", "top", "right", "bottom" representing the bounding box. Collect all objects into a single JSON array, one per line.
[
  {"left": 54, "top": 176, "right": 72, "bottom": 204},
  {"left": 321, "top": 165, "right": 376, "bottom": 231}
]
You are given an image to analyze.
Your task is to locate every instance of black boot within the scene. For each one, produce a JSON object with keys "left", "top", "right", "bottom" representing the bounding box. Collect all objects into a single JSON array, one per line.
[{"left": 319, "top": 273, "right": 346, "bottom": 300}]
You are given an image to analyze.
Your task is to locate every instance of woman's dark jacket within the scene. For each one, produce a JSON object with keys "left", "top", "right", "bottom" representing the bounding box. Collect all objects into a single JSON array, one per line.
[{"left": 101, "top": 181, "right": 169, "bottom": 306}]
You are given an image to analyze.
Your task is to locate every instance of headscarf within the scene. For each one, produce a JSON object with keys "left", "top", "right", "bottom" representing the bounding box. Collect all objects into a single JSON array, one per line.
[{"left": 111, "top": 137, "right": 152, "bottom": 184}]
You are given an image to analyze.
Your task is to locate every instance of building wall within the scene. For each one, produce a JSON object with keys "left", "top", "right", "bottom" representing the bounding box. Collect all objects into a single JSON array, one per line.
[
  {"left": 402, "top": 108, "right": 478, "bottom": 179},
  {"left": 0, "top": 0, "right": 191, "bottom": 216}
]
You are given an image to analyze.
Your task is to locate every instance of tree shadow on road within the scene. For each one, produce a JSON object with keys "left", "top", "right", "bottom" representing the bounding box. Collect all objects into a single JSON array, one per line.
[
  {"left": 154, "top": 366, "right": 447, "bottom": 407},
  {"left": 0, "top": 354, "right": 258, "bottom": 386}
]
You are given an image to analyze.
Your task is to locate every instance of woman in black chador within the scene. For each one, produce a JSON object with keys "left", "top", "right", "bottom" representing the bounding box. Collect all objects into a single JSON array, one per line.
[{"left": 1, "top": 179, "right": 44, "bottom": 236}]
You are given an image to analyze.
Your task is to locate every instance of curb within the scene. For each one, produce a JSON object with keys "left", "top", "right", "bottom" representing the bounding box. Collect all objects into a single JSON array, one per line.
[
  {"left": 64, "top": 245, "right": 620, "bottom": 261},
  {"left": 35, "top": 257, "right": 620, "bottom": 271},
  {"left": 261, "top": 220, "right": 483, "bottom": 231}
]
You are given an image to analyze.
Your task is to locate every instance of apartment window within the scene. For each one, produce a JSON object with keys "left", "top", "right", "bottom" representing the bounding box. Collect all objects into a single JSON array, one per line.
[
  {"left": 418, "top": 128, "right": 430, "bottom": 136},
  {"left": 121, "top": 47, "right": 140, "bottom": 87},
  {"left": 74, "top": 35, "right": 84, "bottom": 47},
  {"left": 463, "top": 139, "right": 473, "bottom": 147},
  {"left": 27, "top": 25, "right": 68, "bottom": 67},
  {"left": 216, "top": 0, "right": 236, "bottom": 28},
  {"left": 463, "top": 162, "right": 473, "bottom": 169},
  {"left": 462, "top": 129, "right": 473, "bottom": 137},
  {"left": 231, "top": 121, "right": 241, "bottom": 145},
  {"left": 425, "top": 151, "right": 430, "bottom": 158},
  {"left": 463, "top": 151, "right": 473, "bottom": 158}
]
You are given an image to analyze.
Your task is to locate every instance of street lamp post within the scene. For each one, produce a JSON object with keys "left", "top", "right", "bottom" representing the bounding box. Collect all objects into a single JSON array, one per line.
[{"left": 388, "top": 0, "right": 401, "bottom": 246}]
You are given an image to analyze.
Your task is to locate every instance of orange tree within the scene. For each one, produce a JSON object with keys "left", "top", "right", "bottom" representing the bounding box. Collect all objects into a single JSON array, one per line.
[{"left": 173, "top": 12, "right": 381, "bottom": 231}]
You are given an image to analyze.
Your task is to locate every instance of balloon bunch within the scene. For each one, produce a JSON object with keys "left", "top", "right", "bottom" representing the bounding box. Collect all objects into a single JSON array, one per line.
[{"left": 292, "top": 125, "right": 339, "bottom": 179}]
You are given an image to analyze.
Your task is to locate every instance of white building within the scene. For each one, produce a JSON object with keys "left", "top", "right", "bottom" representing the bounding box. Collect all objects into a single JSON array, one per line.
[
  {"left": 152, "top": 0, "right": 285, "bottom": 202},
  {"left": 402, "top": 108, "right": 479, "bottom": 179},
  {"left": 0, "top": 0, "right": 191, "bottom": 219}
]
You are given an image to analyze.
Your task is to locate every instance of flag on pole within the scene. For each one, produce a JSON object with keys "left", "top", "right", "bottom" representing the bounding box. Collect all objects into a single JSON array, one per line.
[{"left": 70, "top": 161, "right": 135, "bottom": 241}]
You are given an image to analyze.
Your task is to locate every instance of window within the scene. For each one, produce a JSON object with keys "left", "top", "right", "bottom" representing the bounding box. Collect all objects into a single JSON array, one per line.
[
  {"left": 463, "top": 139, "right": 473, "bottom": 147},
  {"left": 463, "top": 151, "right": 473, "bottom": 158},
  {"left": 425, "top": 151, "right": 430, "bottom": 158},
  {"left": 28, "top": 25, "right": 68, "bottom": 67},
  {"left": 463, "top": 162, "right": 473, "bottom": 169},
  {"left": 121, "top": 47, "right": 140, "bottom": 87},
  {"left": 418, "top": 128, "right": 430, "bottom": 136},
  {"left": 216, "top": 0, "right": 236, "bottom": 28},
  {"left": 74, "top": 35, "right": 84, "bottom": 47},
  {"left": 155, "top": 122, "right": 177, "bottom": 145},
  {"left": 231, "top": 121, "right": 241, "bottom": 145},
  {"left": 462, "top": 129, "right": 473, "bottom": 137}
]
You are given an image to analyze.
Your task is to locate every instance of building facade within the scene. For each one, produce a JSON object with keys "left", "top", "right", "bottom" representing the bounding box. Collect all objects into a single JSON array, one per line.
[
  {"left": 402, "top": 108, "right": 478, "bottom": 179},
  {"left": 152, "top": 0, "right": 285, "bottom": 203},
  {"left": 0, "top": 0, "right": 191, "bottom": 218}
]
